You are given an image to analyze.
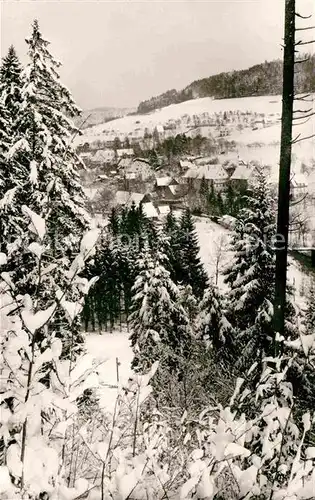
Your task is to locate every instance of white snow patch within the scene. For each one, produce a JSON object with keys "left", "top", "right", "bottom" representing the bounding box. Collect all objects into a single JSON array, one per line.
[{"left": 85, "top": 329, "right": 133, "bottom": 414}]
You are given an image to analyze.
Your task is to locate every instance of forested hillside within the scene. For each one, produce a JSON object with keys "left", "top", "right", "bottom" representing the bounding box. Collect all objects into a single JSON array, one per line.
[
  {"left": 138, "top": 55, "right": 315, "bottom": 113},
  {"left": 73, "top": 106, "right": 135, "bottom": 129}
]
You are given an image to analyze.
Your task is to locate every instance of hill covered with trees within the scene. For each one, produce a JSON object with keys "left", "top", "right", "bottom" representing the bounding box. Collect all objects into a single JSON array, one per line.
[{"left": 138, "top": 55, "right": 315, "bottom": 113}]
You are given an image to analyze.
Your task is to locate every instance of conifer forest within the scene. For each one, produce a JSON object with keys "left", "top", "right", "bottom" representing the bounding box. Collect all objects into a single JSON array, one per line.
[{"left": 1, "top": 3, "right": 315, "bottom": 499}]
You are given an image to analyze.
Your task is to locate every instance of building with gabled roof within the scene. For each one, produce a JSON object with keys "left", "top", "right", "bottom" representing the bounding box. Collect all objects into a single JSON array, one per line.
[
  {"left": 155, "top": 176, "right": 177, "bottom": 187},
  {"left": 91, "top": 149, "right": 116, "bottom": 164},
  {"left": 142, "top": 202, "right": 159, "bottom": 219},
  {"left": 122, "top": 158, "right": 153, "bottom": 181},
  {"left": 230, "top": 163, "right": 257, "bottom": 182},
  {"left": 114, "top": 191, "right": 146, "bottom": 207},
  {"left": 117, "top": 148, "right": 134, "bottom": 158},
  {"left": 183, "top": 163, "right": 228, "bottom": 191}
]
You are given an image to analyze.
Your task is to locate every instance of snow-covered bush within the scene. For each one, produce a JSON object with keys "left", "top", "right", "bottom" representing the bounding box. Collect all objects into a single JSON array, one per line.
[{"left": 0, "top": 207, "right": 100, "bottom": 499}]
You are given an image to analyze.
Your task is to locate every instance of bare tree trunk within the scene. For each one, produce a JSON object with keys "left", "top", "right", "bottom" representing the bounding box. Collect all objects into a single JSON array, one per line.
[{"left": 273, "top": 0, "right": 295, "bottom": 347}]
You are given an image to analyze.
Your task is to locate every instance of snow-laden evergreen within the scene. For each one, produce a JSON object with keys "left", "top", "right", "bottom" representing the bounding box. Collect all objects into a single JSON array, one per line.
[
  {"left": 223, "top": 171, "right": 277, "bottom": 367},
  {"left": 199, "top": 283, "right": 231, "bottom": 351},
  {"left": 0, "top": 45, "right": 23, "bottom": 130},
  {"left": 179, "top": 207, "right": 208, "bottom": 298},
  {"left": 3, "top": 20, "right": 90, "bottom": 256},
  {"left": 0, "top": 21, "right": 91, "bottom": 355},
  {"left": 0, "top": 46, "right": 23, "bottom": 246},
  {"left": 129, "top": 241, "right": 192, "bottom": 374}
]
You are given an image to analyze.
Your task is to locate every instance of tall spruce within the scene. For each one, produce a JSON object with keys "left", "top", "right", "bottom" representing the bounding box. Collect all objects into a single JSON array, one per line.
[
  {"left": 199, "top": 284, "right": 230, "bottom": 352},
  {"left": 163, "top": 209, "right": 182, "bottom": 282},
  {"left": 5, "top": 20, "right": 90, "bottom": 260},
  {"left": 129, "top": 242, "right": 192, "bottom": 374},
  {"left": 223, "top": 172, "right": 277, "bottom": 367},
  {"left": 0, "top": 46, "right": 24, "bottom": 248},
  {"left": 179, "top": 207, "right": 208, "bottom": 297},
  {"left": 0, "top": 45, "right": 23, "bottom": 129},
  {"left": 3, "top": 21, "right": 90, "bottom": 354}
]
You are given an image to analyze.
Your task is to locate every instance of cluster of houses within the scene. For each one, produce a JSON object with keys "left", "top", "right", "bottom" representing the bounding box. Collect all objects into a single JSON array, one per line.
[
  {"left": 80, "top": 145, "right": 309, "bottom": 221},
  {"left": 78, "top": 108, "right": 281, "bottom": 155},
  {"left": 113, "top": 174, "right": 188, "bottom": 220}
]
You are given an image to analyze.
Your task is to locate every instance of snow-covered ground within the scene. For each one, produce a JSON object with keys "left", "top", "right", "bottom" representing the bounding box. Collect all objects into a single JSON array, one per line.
[
  {"left": 77, "top": 95, "right": 283, "bottom": 140},
  {"left": 86, "top": 329, "right": 133, "bottom": 414},
  {"left": 77, "top": 94, "right": 314, "bottom": 167},
  {"left": 194, "top": 216, "right": 311, "bottom": 309}
]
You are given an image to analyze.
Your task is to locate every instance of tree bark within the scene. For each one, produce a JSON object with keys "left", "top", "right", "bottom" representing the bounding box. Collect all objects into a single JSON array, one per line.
[{"left": 273, "top": 0, "right": 295, "bottom": 346}]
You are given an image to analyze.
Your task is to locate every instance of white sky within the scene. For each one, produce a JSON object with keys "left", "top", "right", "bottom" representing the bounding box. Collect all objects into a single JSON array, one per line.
[{"left": 1, "top": 0, "right": 314, "bottom": 110}]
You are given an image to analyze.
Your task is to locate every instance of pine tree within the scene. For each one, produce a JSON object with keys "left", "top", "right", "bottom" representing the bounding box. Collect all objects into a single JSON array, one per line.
[
  {"left": 129, "top": 242, "right": 192, "bottom": 374},
  {"left": 6, "top": 20, "right": 90, "bottom": 259},
  {"left": 0, "top": 45, "right": 23, "bottom": 128},
  {"left": 0, "top": 46, "right": 24, "bottom": 248},
  {"left": 0, "top": 98, "right": 11, "bottom": 198},
  {"left": 163, "top": 209, "right": 182, "bottom": 282},
  {"left": 223, "top": 172, "right": 276, "bottom": 367},
  {"left": 199, "top": 284, "right": 230, "bottom": 352},
  {"left": 178, "top": 284, "right": 199, "bottom": 326},
  {"left": 3, "top": 21, "right": 91, "bottom": 354},
  {"left": 108, "top": 206, "right": 120, "bottom": 236},
  {"left": 179, "top": 207, "right": 208, "bottom": 298}
]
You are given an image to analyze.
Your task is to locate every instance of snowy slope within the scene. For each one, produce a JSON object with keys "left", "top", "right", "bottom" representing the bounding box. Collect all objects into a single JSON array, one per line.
[{"left": 194, "top": 216, "right": 310, "bottom": 309}]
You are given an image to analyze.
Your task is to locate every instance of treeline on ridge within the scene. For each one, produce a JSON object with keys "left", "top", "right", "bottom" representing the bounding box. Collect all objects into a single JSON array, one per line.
[{"left": 138, "top": 55, "right": 315, "bottom": 113}]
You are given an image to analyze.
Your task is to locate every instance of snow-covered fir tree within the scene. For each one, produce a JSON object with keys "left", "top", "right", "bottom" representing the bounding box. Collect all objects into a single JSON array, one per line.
[
  {"left": 179, "top": 207, "right": 208, "bottom": 298},
  {"left": 0, "top": 45, "right": 23, "bottom": 129},
  {"left": 163, "top": 209, "right": 183, "bottom": 283},
  {"left": 199, "top": 283, "right": 230, "bottom": 352},
  {"left": 0, "top": 97, "right": 11, "bottom": 198},
  {"left": 0, "top": 46, "right": 23, "bottom": 246},
  {"left": 178, "top": 284, "right": 199, "bottom": 326},
  {"left": 4, "top": 19, "right": 90, "bottom": 254},
  {"left": 2, "top": 21, "right": 91, "bottom": 354},
  {"left": 223, "top": 171, "right": 277, "bottom": 368},
  {"left": 129, "top": 241, "right": 192, "bottom": 375}
]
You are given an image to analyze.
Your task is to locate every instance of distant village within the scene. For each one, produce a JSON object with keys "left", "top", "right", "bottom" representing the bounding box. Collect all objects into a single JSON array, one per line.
[{"left": 77, "top": 107, "right": 310, "bottom": 230}]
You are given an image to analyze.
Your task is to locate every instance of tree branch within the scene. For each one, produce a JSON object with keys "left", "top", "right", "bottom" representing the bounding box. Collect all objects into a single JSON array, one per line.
[
  {"left": 293, "top": 108, "right": 313, "bottom": 114},
  {"left": 295, "top": 39, "right": 315, "bottom": 45},
  {"left": 296, "top": 26, "right": 315, "bottom": 30},
  {"left": 294, "top": 57, "right": 310, "bottom": 63},
  {"left": 295, "top": 12, "right": 312, "bottom": 19},
  {"left": 292, "top": 133, "right": 315, "bottom": 144},
  {"left": 293, "top": 112, "right": 315, "bottom": 121}
]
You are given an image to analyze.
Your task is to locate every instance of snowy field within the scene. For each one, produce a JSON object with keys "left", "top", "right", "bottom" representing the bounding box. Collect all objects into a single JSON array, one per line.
[
  {"left": 77, "top": 94, "right": 314, "bottom": 167},
  {"left": 77, "top": 95, "right": 283, "bottom": 140},
  {"left": 86, "top": 328, "right": 133, "bottom": 414}
]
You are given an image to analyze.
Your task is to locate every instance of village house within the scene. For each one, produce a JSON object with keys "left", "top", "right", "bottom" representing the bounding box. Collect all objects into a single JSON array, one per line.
[
  {"left": 142, "top": 202, "right": 159, "bottom": 219},
  {"left": 151, "top": 176, "right": 188, "bottom": 208},
  {"left": 230, "top": 163, "right": 260, "bottom": 188},
  {"left": 114, "top": 191, "right": 148, "bottom": 207},
  {"left": 116, "top": 148, "right": 134, "bottom": 159},
  {"left": 183, "top": 163, "right": 228, "bottom": 191},
  {"left": 91, "top": 149, "right": 116, "bottom": 166},
  {"left": 123, "top": 158, "right": 154, "bottom": 182}
]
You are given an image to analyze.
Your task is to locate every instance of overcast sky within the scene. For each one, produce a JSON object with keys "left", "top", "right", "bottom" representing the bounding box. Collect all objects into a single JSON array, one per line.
[{"left": 1, "top": 0, "right": 314, "bottom": 110}]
